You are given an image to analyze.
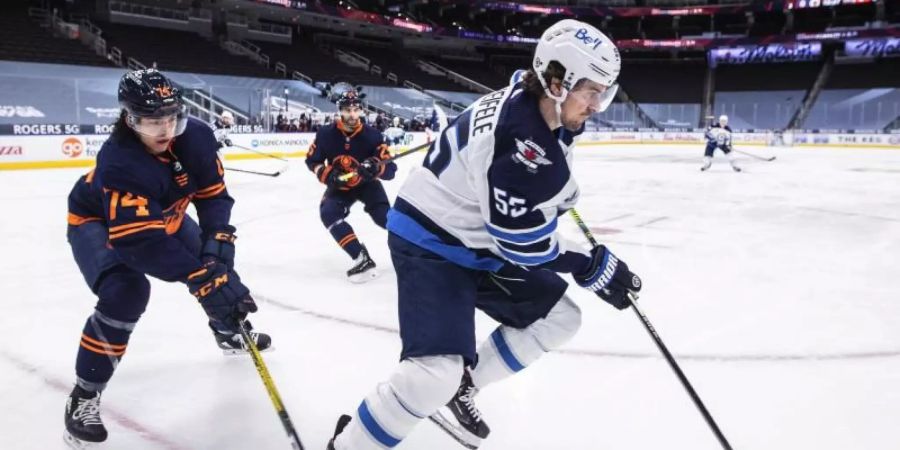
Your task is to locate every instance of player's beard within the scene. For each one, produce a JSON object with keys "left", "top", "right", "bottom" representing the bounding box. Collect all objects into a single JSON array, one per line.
[
  {"left": 561, "top": 111, "right": 589, "bottom": 132},
  {"left": 342, "top": 117, "right": 359, "bottom": 129}
]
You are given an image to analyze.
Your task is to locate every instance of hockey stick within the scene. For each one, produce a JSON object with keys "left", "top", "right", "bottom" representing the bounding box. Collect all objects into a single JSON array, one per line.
[
  {"left": 733, "top": 148, "right": 776, "bottom": 162},
  {"left": 230, "top": 144, "right": 290, "bottom": 162},
  {"left": 383, "top": 139, "right": 435, "bottom": 163},
  {"left": 568, "top": 209, "right": 733, "bottom": 450},
  {"left": 238, "top": 321, "right": 305, "bottom": 450},
  {"left": 703, "top": 115, "right": 773, "bottom": 162},
  {"left": 338, "top": 139, "right": 434, "bottom": 181},
  {"left": 226, "top": 166, "right": 289, "bottom": 177}
]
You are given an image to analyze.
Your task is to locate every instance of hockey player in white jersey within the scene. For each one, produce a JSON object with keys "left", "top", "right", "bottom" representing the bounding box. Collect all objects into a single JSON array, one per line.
[
  {"left": 212, "top": 110, "right": 234, "bottom": 160},
  {"left": 383, "top": 116, "right": 406, "bottom": 145},
  {"left": 327, "top": 19, "right": 642, "bottom": 449},
  {"left": 701, "top": 114, "right": 741, "bottom": 172}
]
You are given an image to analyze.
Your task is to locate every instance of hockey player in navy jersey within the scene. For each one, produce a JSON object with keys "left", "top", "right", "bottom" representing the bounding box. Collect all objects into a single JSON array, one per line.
[
  {"left": 327, "top": 19, "right": 642, "bottom": 449},
  {"left": 702, "top": 114, "right": 741, "bottom": 172},
  {"left": 305, "top": 89, "right": 397, "bottom": 282},
  {"left": 63, "top": 69, "right": 270, "bottom": 447}
]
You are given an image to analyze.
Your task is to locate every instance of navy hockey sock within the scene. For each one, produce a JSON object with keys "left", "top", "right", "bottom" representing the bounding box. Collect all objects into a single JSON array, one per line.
[
  {"left": 329, "top": 220, "right": 363, "bottom": 259},
  {"left": 75, "top": 311, "right": 135, "bottom": 391}
]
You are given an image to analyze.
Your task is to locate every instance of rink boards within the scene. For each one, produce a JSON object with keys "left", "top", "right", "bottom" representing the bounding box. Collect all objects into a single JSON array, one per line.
[{"left": 1, "top": 130, "right": 899, "bottom": 170}]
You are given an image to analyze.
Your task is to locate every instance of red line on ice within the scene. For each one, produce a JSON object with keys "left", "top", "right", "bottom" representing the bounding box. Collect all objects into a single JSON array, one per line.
[{"left": 0, "top": 350, "right": 189, "bottom": 450}]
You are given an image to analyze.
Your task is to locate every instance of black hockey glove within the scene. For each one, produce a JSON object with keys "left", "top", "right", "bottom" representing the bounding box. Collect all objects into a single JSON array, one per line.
[
  {"left": 187, "top": 262, "right": 257, "bottom": 330},
  {"left": 573, "top": 245, "right": 642, "bottom": 310},
  {"left": 325, "top": 166, "right": 351, "bottom": 189},
  {"left": 223, "top": 138, "right": 233, "bottom": 147},
  {"left": 357, "top": 157, "right": 383, "bottom": 182},
  {"left": 201, "top": 226, "right": 237, "bottom": 270}
]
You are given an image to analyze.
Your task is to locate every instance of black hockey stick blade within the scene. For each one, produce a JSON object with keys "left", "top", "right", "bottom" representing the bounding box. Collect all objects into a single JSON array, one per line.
[
  {"left": 226, "top": 166, "right": 287, "bottom": 177},
  {"left": 734, "top": 149, "right": 776, "bottom": 162},
  {"left": 231, "top": 144, "right": 290, "bottom": 162}
]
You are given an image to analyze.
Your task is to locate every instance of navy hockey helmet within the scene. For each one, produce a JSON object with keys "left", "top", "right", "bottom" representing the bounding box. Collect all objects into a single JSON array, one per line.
[
  {"left": 336, "top": 89, "right": 363, "bottom": 110},
  {"left": 118, "top": 68, "right": 187, "bottom": 136}
]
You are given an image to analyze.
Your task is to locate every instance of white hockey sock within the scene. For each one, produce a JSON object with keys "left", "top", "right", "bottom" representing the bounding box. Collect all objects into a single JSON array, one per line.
[
  {"left": 727, "top": 153, "right": 738, "bottom": 167},
  {"left": 335, "top": 355, "right": 463, "bottom": 449},
  {"left": 471, "top": 295, "right": 581, "bottom": 389}
]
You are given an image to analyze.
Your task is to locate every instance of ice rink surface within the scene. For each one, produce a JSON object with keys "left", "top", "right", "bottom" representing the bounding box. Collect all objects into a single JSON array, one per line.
[{"left": 1, "top": 144, "right": 899, "bottom": 450}]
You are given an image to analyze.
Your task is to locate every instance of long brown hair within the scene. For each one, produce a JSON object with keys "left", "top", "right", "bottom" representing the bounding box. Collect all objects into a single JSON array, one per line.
[{"left": 520, "top": 61, "right": 567, "bottom": 99}]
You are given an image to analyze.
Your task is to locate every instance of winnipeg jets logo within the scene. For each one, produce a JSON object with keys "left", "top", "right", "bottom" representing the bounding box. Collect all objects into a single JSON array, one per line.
[{"left": 513, "top": 138, "right": 552, "bottom": 173}]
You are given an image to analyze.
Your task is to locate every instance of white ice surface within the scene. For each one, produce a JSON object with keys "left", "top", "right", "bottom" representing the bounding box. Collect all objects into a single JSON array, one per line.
[{"left": 1, "top": 144, "right": 899, "bottom": 450}]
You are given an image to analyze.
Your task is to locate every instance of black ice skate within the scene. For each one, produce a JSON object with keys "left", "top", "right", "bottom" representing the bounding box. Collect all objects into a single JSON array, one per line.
[
  {"left": 429, "top": 369, "right": 490, "bottom": 449},
  {"left": 64, "top": 385, "right": 107, "bottom": 449},
  {"left": 326, "top": 414, "right": 352, "bottom": 450},
  {"left": 211, "top": 320, "right": 272, "bottom": 355},
  {"left": 347, "top": 245, "right": 378, "bottom": 284}
]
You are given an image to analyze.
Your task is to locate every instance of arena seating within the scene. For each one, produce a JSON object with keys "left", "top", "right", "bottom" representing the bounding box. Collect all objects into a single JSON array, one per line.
[
  {"left": 96, "top": 21, "right": 274, "bottom": 78},
  {"left": 0, "top": 3, "right": 113, "bottom": 68},
  {"left": 1, "top": 0, "right": 895, "bottom": 132},
  {"left": 248, "top": 33, "right": 386, "bottom": 87}
]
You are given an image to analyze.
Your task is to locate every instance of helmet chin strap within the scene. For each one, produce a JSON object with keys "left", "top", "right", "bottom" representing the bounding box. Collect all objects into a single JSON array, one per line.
[
  {"left": 552, "top": 99, "right": 563, "bottom": 129},
  {"left": 539, "top": 79, "right": 568, "bottom": 130},
  {"left": 544, "top": 86, "right": 569, "bottom": 126}
]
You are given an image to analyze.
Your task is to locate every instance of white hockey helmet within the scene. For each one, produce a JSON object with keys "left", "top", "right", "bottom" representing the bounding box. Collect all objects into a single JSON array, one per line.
[
  {"left": 718, "top": 114, "right": 728, "bottom": 125},
  {"left": 532, "top": 19, "right": 621, "bottom": 111}
]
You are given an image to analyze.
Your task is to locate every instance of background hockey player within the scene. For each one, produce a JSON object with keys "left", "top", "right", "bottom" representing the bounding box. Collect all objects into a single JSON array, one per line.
[
  {"left": 305, "top": 88, "right": 397, "bottom": 282},
  {"left": 702, "top": 114, "right": 741, "bottom": 172},
  {"left": 327, "top": 19, "right": 642, "bottom": 450},
  {"left": 212, "top": 110, "right": 234, "bottom": 160},
  {"left": 383, "top": 116, "right": 406, "bottom": 146},
  {"left": 63, "top": 69, "right": 269, "bottom": 447}
]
